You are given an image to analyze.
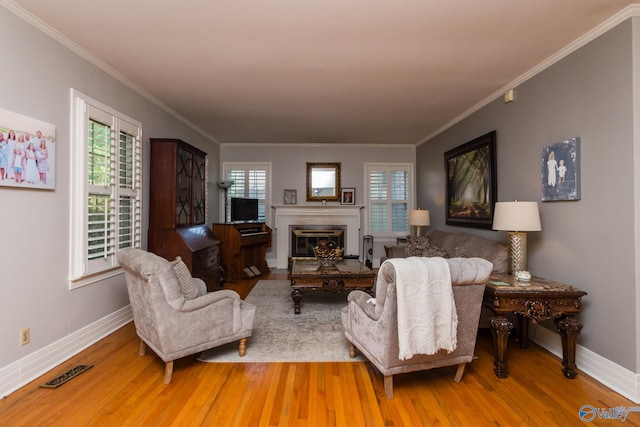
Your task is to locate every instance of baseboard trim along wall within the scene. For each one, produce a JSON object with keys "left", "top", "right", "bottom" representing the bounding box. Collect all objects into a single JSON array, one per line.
[
  {"left": 0, "top": 306, "right": 132, "bottom": 398},
  {"left": 531, "top": 325, "right": 640, "bottom": 404}
]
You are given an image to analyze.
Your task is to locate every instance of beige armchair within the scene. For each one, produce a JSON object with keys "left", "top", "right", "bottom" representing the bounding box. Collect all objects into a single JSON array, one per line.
[
  {"left": 342, "top": 257, "right": 491, "bottom": 399},
  {"left": 118, "top": 248, "right": 255, "bottom": 384}
]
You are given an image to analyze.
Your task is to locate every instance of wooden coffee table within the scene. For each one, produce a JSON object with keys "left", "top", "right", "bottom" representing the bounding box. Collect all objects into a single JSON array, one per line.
[{"left": 289, "top": 259, "right": 375, "bottom": 314}]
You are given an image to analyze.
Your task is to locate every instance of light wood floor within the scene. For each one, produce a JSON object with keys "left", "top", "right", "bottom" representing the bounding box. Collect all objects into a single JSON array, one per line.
[{"left": 1, "top": 270, "right": 638, "bottom": 426}]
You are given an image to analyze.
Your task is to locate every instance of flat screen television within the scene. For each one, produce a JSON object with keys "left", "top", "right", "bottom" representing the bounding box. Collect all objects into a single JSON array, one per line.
[{"left": 230, "top": 197, "right": 259, "bottom": 222}]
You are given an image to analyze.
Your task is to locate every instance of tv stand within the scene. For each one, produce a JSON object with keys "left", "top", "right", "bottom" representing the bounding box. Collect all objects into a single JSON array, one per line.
[{"left": 212, "top": 223, "right": 272, "bottom": 282}]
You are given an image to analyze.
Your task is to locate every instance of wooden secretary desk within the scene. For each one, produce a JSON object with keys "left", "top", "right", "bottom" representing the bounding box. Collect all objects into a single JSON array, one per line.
[{"left": 148, "top": 138, "right": 221, "bottom": 291}]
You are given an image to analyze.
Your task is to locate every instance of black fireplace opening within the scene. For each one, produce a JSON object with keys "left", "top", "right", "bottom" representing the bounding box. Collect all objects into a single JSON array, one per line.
[{"left": 290, "top": 225, "right": 345, "bottom": 257}]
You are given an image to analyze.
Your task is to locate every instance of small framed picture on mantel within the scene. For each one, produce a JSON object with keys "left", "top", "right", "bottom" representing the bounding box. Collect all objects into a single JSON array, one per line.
[
  {"left": 284, "top": 189, "right": 297, "bottom": 205},
  {"left": 340, "top": 188, "right": 355, "bottom": 205}
]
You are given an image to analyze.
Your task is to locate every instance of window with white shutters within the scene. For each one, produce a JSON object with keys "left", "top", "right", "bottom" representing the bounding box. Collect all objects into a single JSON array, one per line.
[
  {"left": 365, "top": 163, "right": 413, "bottom": 237},
  {"left": 70, "top": 89, "right": 142, "bottom": 288},
  {"left": 222, "top": 163, "right": 271, "bottom": 223}
]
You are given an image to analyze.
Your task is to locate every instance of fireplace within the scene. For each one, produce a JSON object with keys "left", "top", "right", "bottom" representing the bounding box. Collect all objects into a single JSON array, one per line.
[
  {"left": 273, "top": 205, "right": 363, "bottom": 269},
  {"left": 291, "top": 226, "right": 345, "bottom": 257}
]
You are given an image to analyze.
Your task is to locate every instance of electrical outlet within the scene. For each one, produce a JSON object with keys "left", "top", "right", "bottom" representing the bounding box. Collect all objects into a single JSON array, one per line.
[{"left": 20, "top": 328, "right": 30, "bottom": 346}]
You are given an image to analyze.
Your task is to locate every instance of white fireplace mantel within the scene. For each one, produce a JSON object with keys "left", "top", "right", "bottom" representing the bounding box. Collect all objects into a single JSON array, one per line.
[{"left": 272, "top": 205, "right": 364, "bottom": 269}]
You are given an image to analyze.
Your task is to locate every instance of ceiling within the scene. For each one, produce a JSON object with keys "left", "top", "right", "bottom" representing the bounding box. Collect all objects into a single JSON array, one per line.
[{"left": 9, "top": 0, "right": 638, "bottom": 145}]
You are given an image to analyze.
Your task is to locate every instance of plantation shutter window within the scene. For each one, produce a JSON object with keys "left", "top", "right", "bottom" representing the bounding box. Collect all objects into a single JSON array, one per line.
[
  {"left": 391, "top": 170, "right": 409, "bottom": 232},
  {"left": 118, "top": 126, "right": 141, "bottom": 249},
  {"left": 365, "top": 164, "right": 413, "bottom": 237},
  {"left": 222, "top": 163, "right": 271, "bottom": 223},
  {"left": 70, "top": 90, "right": 142, "bottom": 288},
  {"left": 87, "top": 117, "right": 114, "bottom": 262}
]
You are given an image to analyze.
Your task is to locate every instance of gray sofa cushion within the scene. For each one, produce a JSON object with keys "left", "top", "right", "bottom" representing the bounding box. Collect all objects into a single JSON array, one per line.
[
  {"left": 380, "top": 229, "right": 508, "bottom": 274},
  {"left": 427, "top": 229, "right": 508, "bottom": 274}
]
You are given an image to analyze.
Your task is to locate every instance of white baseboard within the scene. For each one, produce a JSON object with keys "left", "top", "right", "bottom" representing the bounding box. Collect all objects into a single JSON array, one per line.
[
  {"left": 266, "top": 257, "right": 277, "bottom": 269},
  {"left": 531, "top": 325, "right": 640, "bottom": 403},
  {"left": 0, "top": 306, "right": 132, "bottom": 398}
]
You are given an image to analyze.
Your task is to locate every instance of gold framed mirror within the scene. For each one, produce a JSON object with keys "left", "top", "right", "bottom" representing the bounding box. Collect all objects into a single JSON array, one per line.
[{"left": 306, "top": 162, "right": 341, "bottom": 201}]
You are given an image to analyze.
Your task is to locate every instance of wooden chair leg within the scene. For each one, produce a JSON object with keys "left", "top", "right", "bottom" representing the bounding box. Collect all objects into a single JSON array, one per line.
[
  {"left": 349, "top": 343, "right": 356, "bottom": 358},
  {"left": 238, "top": 338, "right": 247, "bottom": 357},
  {"left": 164, "top": 361, "right": 174, "bottom": 384},
  {"left": 138, "top": 339, "right": 146, "bottom": 356},
  {"left": 453, "top": 363, "right": 466, "bottom": 383},
  {"left": 384, "top": 375, "right": 394, "bottom": 399}
]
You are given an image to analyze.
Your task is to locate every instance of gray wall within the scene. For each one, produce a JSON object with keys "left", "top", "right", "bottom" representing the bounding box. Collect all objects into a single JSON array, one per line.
[
  {"left": 0, "top": 7, "right": 220, "bottom": 368},
  {"left": 417, "top": 18, "right": 638, "bottom": 370}
]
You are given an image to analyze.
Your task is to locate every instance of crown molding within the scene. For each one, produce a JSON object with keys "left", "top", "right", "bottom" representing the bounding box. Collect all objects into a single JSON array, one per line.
[
  {"left": 418, "top": 4, "right": 640, "bottom": 146},
  {"left": 221, "top": 142, "right": 417, "bottom": 148},
  {"left": 0, "top": 0, "right": 220, "bottom": 145}
]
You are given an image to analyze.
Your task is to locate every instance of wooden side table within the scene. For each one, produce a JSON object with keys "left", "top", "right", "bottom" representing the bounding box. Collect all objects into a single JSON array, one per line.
[{"left": 483, "top": 274, "right": 587, "bottom": 379}]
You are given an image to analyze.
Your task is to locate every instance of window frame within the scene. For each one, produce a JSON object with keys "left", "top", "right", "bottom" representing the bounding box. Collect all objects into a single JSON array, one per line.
[
  {"left": 221, "top": 162, "right": 272, "bottom": 225},
  {"left": 364, "top": 162, "right": 414, "bottom": 238},
  {"left": 69, "top": 89, "right": 142, "bottom": 289}
]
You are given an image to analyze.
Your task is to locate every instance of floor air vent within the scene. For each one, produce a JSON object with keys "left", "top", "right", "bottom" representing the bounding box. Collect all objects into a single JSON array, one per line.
[{"left": 40, "top": 364, "right": 93, "bottom": 388}]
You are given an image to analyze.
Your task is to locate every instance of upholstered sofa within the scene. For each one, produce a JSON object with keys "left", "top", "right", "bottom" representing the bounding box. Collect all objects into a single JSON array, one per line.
[
  {"left": 382, "top": 229, "right": 508, "bottom": 274},
  {"left": 342, "top": 257, "right": 493, "bottom": 399}
]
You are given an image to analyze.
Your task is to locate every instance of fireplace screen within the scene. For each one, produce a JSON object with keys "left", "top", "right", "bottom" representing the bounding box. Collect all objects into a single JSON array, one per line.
[{"left": 292, "top": 229, "right": 344, "bottom": 257}]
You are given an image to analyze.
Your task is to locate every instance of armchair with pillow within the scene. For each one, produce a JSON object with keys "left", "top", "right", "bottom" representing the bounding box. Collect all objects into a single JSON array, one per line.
[{"left": 118, "top": 248, "right": 255, "bottom": 384}]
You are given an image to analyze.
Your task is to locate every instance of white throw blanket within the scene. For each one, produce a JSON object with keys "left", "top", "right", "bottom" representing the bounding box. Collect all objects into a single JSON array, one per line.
[{"left": 388, "top": 257, "right": 458, "bottom": 360}]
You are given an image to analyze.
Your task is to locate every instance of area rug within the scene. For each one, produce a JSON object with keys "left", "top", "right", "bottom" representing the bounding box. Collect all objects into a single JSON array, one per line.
[{"left": 198, "top": 280, "right": 365, "bottom": 363}]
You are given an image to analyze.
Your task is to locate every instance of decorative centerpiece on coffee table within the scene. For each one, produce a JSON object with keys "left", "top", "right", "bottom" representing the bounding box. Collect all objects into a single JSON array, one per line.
[{"left": 313, "top": 240, "right": 343, "bottom": 269}]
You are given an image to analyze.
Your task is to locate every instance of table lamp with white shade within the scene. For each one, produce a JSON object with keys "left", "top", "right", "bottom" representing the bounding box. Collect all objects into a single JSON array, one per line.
[
  {"left": 409, "top": 209, "right": 430, "bottom": 237},
  {"left": 492, "top": 201, "right": 541, "bottom": 275}
]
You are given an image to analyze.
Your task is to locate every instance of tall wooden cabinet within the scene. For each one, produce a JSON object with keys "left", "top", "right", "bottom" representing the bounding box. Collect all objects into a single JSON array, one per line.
[
  {"left": 148, "top": 138, "right": 221, "bottom": 291},
  {"left": 149, "top": 138, "right": 207, "bottom": 228}
]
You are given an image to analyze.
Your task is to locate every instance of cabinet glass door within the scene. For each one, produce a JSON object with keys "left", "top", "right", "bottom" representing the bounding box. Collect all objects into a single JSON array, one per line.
[
  {"left": 175, "top": 147, "right": 192, "bottom": 226},
  {"left": 192, "top": 153, "right": 206, "bottom": 224}
]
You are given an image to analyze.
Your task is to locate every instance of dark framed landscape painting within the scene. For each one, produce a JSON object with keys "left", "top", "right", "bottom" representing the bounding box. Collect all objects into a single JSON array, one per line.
[{"left": 445, "top": 131, "right": 497, "bottom": 229}]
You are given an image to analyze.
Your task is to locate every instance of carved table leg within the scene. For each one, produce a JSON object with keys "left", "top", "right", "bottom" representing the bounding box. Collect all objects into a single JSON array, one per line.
[
  {"left": 490, "top": 316, "right": 513, "bottom": 378},
  {"left": 291, "top": 288, "right": 302, "bottom": 314},
  {"left": 516, "top": 314, "right": 530, "bottom": 349},
  {"left": 327, "top": 279, "right": 340, "bottom": 292},
  {"left": 555, "top": 316, "right": 583, "bottom": 379}
]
